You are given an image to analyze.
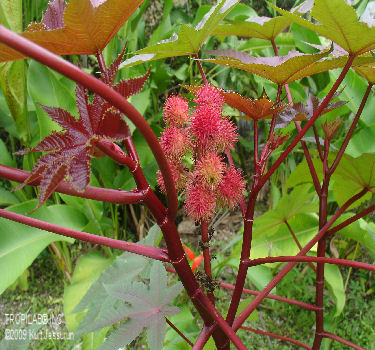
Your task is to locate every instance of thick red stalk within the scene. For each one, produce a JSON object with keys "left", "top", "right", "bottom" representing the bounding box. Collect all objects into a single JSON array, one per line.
[
  {"left": 201, "top": 220, "right": 215, "bottom": 304},
  {"left": 0, "top": 209, "right": 170, "bottom": 261},
  {"left": 192, "top": 325, "right": 215, "bottom": 350},
  {"left": 245, "top": 256, "right": 375, "bottom": 272},
  {"left": 0, "top": 25, "right": 179, "bottom": 220},
  {"left": 0, "top": 164, "right": 144, "bottom": 204},
  {"left": 240, "top": 326, "right": 311, "bottom": 349},
  {"left": 232, "top": 187, "right": 368, "bottom": 331},
  {"left": 312, "top": 134, "right": 330, "bottom": 350}
]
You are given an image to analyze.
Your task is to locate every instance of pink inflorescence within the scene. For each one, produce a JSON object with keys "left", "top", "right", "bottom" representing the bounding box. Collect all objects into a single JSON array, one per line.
[{"left": 158, "top": 84, "right": 246, "bottom": 222}]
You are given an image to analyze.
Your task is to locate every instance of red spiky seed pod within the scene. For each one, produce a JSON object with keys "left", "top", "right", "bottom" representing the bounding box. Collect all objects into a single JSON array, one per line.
[
  {"left": 195, "top": 152, "right": 224, "bottom": 188},
  {"left": 185, "top": 182, "right": 216, "bottom": 222},
  {"left": 217, "top": 167, "right": 245, "bottom": 208},
  {"left": 194, "top": 84, "right": 224, "bottom": 111},
  {"left": 163, "top": 95, "right": 190, "bottom": 127},
  {"left": 160, "top": 126, "right": 191, "bottom": 160}
]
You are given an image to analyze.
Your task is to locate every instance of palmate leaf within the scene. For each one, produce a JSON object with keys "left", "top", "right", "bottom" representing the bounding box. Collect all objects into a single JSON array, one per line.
[
  {"left": 101, "top": 261, "right": 182, "bottom": 350},
  {"left": 253, "top": 184, "right": 318, "bottom": 237},
  {"left": 273, "top": 0, "right": 375, "bottom": 55},
  {"left": 183, "top": 84, "right": 286, "bottom": 121},
  {"left": 0, "top": 0, "right": 144, "bottom": 62},
  {"left": 332, "top": 153, "right": 375, "bottom": 209},
  {"left": 15, "top": 52, "right": 150, "bottom": 209},
  {"left": 213, "top": 15, "right": 292, "bottom": 40},
  {"left": 203, "top": 48, "right": 375, "bottom": 85},
  {"left": 119, "top": 0, "right": 239, "bottom": 68},
  {"left": 275, "top": 92, "right": 346, "bottom": 128}
]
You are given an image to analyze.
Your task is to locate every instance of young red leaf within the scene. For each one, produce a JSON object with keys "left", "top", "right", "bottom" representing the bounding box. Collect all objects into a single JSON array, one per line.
[
  {"left": 0, "top": 0, "right": 144, "bottom": 62},
  {"left": 15, "top": 53, "right": 149, "bottom": 209},
  {"left": 182, "top": 243, "right": 196, "bottom": 261},
  {"left": 192, "top": 255, "right": 204, "bottom": 272}
]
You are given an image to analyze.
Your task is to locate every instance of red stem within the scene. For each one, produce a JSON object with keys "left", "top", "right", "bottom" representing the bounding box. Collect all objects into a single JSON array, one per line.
[
  {"left": 192, "top": 325, "right": 215, "bottom": 350},
  {"left": 195, "top": 53, "right": 208, "bottom": 85},
  {"left": 201, "top": 220, "right": 215, "bottom": 304},
  {"left": 321, "top": 331, "right": 366, "bottom": 350},
  {"left": 232, "top": 187, "right": 368, "bottom": 331},
  {"left": 240, "top": 326, "right": 311, "bottom": 349},
  {"left": 313, "top": 124, "right": 324, "bottom": 161},
  {"left": 220, "top": 282, "right": 319, "bottom": 311},
  {"left": 0, "top": 209, "right": 170, "bottom": 261},
  {"left": 285, "top": 220, "right": 316, "bottom": 272},
  {"left": 0, "top": 164, "right": 144, "bottom": 204},
  {"left": 166, "top": 317, "right": 193, "bottom": 347},
  {"left": 244, "top": 256, "right": 375, "bottom": 272},
  {"left": 256, "top": 54, "right": 355, "bottom": 192},
  {"left": 329, "top": 82, "right": 373, "bottom": 175}
]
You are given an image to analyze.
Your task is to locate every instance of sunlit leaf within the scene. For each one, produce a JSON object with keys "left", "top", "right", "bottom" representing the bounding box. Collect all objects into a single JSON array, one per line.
[
  {"left": 332, "top": 153, "right": 375, "bottom": 208},
  {"left": 120, "top": 0, "right": 239, "bottom": 68},
  {"left": 183, "top": 84, "right": 286, "bottom": 120},
  {"left": 203, "top": 48, "right": 375, "bottom": 84},
  {"left": 0, "top": 0, "right": 144, "bottom": 62},
  {"left": 273, "top": 0, "right": 375, "bottom": 55},
  {"left": 354, "top": 65, "right": 375, "bottom": 84},
  {"left": 213, "top": 15, "right": 292, "bottom": 40}
]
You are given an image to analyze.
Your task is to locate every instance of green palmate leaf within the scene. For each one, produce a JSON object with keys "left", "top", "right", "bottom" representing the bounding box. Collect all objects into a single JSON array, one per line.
[
  {"left": 0, "top": 201, "right": 86, "bottom": 294},
  {"left": 354, "top": 65, "right": 375, "bottom": 84},
  {"left": 72, "top": 226, "right": 162, "bottom": 336},
  {"left": 332, "top": 153, "right": 375, "bottom": 208},
  {"left": 251, "top": 213, "right": 319, "bottom": 259},
  {"left": 253, "top": 184, "right": 318, "bottom": 236},
  {"left": 213, "top": 15, "right": 292, "bottom": 40},
  {"left": 203, "top": 48, "right": 375, "bottom": 84},
  {"left": 64, "top": 251, "right": 114, "bottom": 332},
  {"left": 332, "top": 215, "right": 375, "bottom": 257},
  {"left": 0, "top": 0, "right": 144, "bottom": 62},
  {"left": 0, "top": 0, "right": 27, "bottom": 140},
  {"left": 120, "top": 0, "right": 239, "bottom": 68},
  {"left": 324, "top": 262, "right": 345, "bottom": 317},
  {"left": 285, "top": 158, "right": 323, "bottom": 188},
  {"left": 273, "top": 0, "right": 375, "bottom": 55},
  {"left": 101, "top": 261, "right": 182, "bottom": 350}
]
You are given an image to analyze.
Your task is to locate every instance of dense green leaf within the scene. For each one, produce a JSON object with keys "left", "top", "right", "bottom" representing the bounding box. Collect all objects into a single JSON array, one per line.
[
  {"left": 329, "top": 69, "right": 375, "bottom": 126},
  {"left": 120, "top": 0, "right": 239, "bottom": 68},
  {"left": 332, "top": 153, "right": 375, "bottom": 208},
  {"left": 0, "top": 201, "right": 86, "bottom": 294},
  {"left": 274, "top": 0, "right": 375, "bottom": 55},
  {"left": 251, "top": 213, "right": 319, "bottom": 259},
  {"left": 213, "top": 15, "right": 292, "bottom": 40},
  {"left": 285, "top": 158, "right": 323, "bottom": 189},
  {"left": 324, "top": 263, "right": 345, "bottom": 316},
  {"left": 0, "top": 188, "right": 20, "bottom": 205},
  {"left": 346, "top": 124, "right": 375, "bottom": 157},
  {"left": 100, "top": 261, "right": 182, "bottom": 350},
  {"left": 253, "top": 184, "right": 318, "bottom": 236},
  {"left": 332, "top": 215, "right": 375, "bottom": 256},
  {"left": 64, "top": 251, "right": 114, "bottom": 332},
  {"left": 0, "top": 0, "right": 144, "bottom": 62},
  {"left": 72, "top": 226, "right": 162, "bottom": 337},
  {"left": 247, "top": 265, "right": 276, "bottom": 293},
  {"left": 27, "top": 60, "right": 77, "bottom": 140},
  {"left": 203, "top": 49, "right": 375, "bottom": 84}
]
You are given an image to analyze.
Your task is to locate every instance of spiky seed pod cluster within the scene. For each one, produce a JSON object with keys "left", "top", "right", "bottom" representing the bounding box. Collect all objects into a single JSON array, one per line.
[{"left": 158, "top": 85, "right": 246, "bottom": 222}]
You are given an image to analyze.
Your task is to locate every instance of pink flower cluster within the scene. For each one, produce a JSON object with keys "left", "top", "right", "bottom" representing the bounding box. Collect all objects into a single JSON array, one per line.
[{"left": 158, "top": 84, "right": 245, "bottom": 222}]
